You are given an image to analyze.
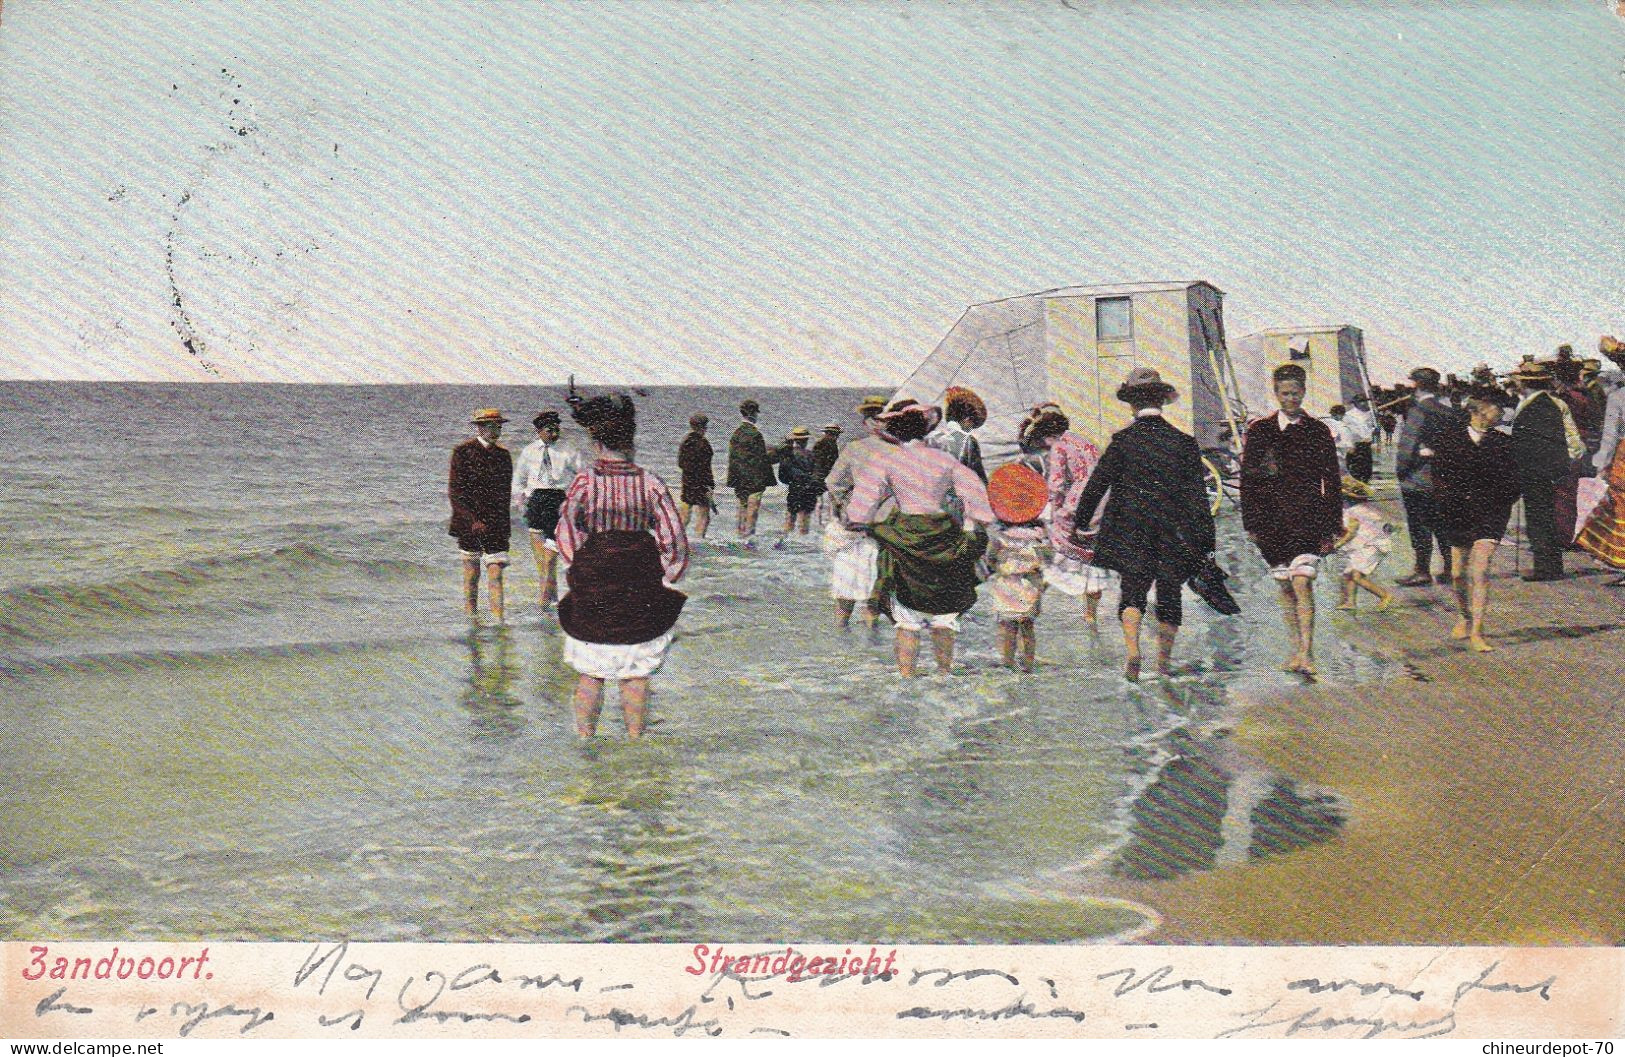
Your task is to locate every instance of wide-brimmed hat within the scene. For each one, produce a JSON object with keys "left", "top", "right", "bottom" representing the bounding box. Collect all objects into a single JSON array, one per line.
[
  {"left": 1115, "top": 366, "right": 1178, "bottom": 404},
  {"left": 1340, "top": 475, "right": 1373, "bottom": 500},
  {"left": 1508, "top": 359, "right": 1552, "bottom": 382},
  {"left": 987, "top": 463, "right": 1048, "bottom": 524},
  {"left": 787, "top": 426, "right": 811, "bottom": 440},
  {"left": 878, "top": 398, "right": 942, "bottom": 433},
  {"left": 942, "top": 386, "right": 988, "bottom": 429},
  {"left": 821, "top": 423, "right": 842, "bottom": 434},
  {"left": 856, "top": 395, "right": 888, "bottom": 416},
  {"left": 471, "top": 408, "right": 508, "bottom": 424}
]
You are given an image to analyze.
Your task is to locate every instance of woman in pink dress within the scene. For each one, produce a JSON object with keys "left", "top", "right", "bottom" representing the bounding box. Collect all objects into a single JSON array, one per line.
[{"left": 1020, "top": 408, "right": 1109, "bottom": 625}]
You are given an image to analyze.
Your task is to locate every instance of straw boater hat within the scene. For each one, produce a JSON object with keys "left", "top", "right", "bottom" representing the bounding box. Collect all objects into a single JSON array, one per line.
[
  {"left": 1509, "top": 359, "right": 1552, "bottom": 384},
  {"left": 1115, "top": 366, "right": 1178, "bottom": 404},
  {"left": 471, "top": 408, "right": 508, "bottom": 424},
  {"left": 821, "top": 423, "right": 842, "bottom": 434},
  {"left": 987, "top": 463, "right": 1048, "bottom": 524},
  {"left": 787, "top": 426, "right": 811, "bottom": 440},
  {"left": 855, "top": 395, "right": 888, "bottom": 416},
  {"left": 1340, "top": 474, "right": 1373, "bottom": 500}
]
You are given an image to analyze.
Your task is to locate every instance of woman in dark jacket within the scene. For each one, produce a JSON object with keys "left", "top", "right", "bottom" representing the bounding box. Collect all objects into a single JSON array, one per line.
[
  {"left": 1433, "top": 393, "right": 1522, "bottom": 652},
  {"left": 1074, "top": 368, "right": 1216, "bottom": 680},
  {"left": 1241, "top": 363, "right": 1343, "bottom": 677}
]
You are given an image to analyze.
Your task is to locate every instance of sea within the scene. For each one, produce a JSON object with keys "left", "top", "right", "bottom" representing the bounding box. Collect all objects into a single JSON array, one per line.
[{"left": 0, "top": 382, "right": 1393, "bottom": 942}]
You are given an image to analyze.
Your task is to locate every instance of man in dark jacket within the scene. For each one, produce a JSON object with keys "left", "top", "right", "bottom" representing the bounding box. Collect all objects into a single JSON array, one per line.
[
  {"left": 1074, "top": 367, "right": 1215, "bottom": 681},
  {"left": 726, "top": 399, "right": 778, "bottom": 543},
  {"left": 1510, "top": 360, "right": 1572, "bottom": 580},
  {"left": 449, "top": 408, "right": 514, "bottom": 621},
  {"left": 677, "top": 413, "right": 714, "bottom": 539},
  {"left": 1394, "top": 367, "right": 1461, "bottom": 585}
]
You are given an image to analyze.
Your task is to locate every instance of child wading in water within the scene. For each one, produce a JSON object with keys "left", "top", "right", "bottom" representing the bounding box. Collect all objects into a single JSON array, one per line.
[
  {"left": 1333, "top": 475, "right": 1396, "bottom": 611},
  {"left": 985, "top": 464, "right": 1052, "bottom": 671}
]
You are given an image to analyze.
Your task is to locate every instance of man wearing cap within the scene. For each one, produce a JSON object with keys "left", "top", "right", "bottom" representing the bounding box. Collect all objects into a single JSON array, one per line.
[
  {"left": 826, "top": 397, "right": 890, "bottom": 517},
  {"left": 776, "top": 426, "right": 822, "bottom": 535},
  {"left": 810, "top": 424, "right": 843, "bottom": 524},
  {"left": 449, "top": 409, "right": 514, "bottom": 621},
  {"left": 1394, "top": 367, "right": 1461, "bottom": 586},
  {"left": 823, "top": 397, "right": 891, "bottom": 629},
  {"left": 677, "top": 413, "right": 715, "bottom": 540},
  {"left": 511, "top": 409, "right": 581, "bottom": 608},
  {"left": 726, "top": 399, "right": 777, "bottom": 543},
  {"left": 1511, "top": 360, "right": 1573, "bottom": 580}
]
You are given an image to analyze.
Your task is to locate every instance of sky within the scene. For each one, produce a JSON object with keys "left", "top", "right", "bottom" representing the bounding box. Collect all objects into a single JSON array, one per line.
[{"left": 1, "top": 0, "right": 1621, "bottom": 386}]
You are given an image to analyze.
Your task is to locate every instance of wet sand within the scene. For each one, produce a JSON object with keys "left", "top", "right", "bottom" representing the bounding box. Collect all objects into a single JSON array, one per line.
[{"left": 1100, "top": 494, "right": 1625, "bottom": 944}]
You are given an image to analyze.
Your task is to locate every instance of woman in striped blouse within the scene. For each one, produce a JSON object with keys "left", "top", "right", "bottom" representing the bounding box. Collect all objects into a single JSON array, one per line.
[{"left": 555, "top": 393, "right": 689, "bottom": 739}]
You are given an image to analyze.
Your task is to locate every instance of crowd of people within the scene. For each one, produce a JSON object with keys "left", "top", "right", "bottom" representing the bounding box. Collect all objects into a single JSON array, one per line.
[{"left": 443, "top": 334, "right": 1625, "bottom": 738}]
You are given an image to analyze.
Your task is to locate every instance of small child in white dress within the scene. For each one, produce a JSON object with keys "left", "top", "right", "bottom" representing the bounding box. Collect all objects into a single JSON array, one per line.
[
  {"left": 984, "top": 463, "right": 1054, "bottom": 671},
  {"left": 1334, "top": 475, "right": 1396, "bottom": 610}
]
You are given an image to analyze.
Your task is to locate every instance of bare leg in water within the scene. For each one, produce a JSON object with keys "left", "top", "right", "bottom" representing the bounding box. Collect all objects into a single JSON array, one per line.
[
  {"left": 1154, "top": 621, "right": 1178, "bottom": 675},
  {"left": 930, "top": 628, "right": 955, "bottom": 674},
  {"left": 573, "top": 675, "right": 605, "bottom": 737},
  {"left": 896, "top": 628, "right": 920, "bottom": 676},
  {"left": 619, "top": 677, "right": 650, "bottom": 737},
  {"left": 1121, "top": 605, "right": 1143, "bottom": 681}
]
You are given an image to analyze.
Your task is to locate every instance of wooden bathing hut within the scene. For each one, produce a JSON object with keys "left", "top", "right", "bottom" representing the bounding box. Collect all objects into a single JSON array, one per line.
[
  {"left": 893, "top": 280, "right": 1248, "bottom": 462},
  {"left": 1234, "top": 324, "right": 1374, "bottom": 417}
]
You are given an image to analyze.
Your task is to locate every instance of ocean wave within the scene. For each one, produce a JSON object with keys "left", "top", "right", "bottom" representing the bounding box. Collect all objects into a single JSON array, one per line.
[{"left": 0, "top": 543, "right": 434, "bottom": 644}]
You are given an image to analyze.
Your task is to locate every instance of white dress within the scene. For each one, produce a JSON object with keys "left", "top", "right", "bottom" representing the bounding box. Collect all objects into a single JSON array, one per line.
[
  {"left": 822, "top": 519, "right": 879, "bottom": 601},
  {"left": 1339, "top": 501, "right": 1393, "bottom": 576}
]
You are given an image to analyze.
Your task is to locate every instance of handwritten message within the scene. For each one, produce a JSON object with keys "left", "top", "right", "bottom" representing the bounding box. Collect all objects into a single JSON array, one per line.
[{"left": 2, "top": 943, "right": 1616, "bottom": 1039}]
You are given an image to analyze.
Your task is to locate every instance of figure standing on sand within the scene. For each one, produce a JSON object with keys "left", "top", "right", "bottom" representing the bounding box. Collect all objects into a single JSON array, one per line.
[
  {"left": 1510, "top": 360, "right": 1579, "bottom": 582},
  {"left": 1333, "top": 476, "right": 1395, "bottom": 612},
  {"left": 846, "top": 399, "right": 991, "bottom": 677},
  {"left": 555, "top": 393, "right": 688, "bottom": 739},
  {"left": 1074, "top": 369, "right": 1214, "bottom": 680},
  {"left": 1241, "top": 363, "right": 1343, "bottom": 677},
  {"left": 1576, "top": 335, "right": 1625, "bottom": 587},
  {"left": 1432, "top": 392, "right": 1522, "bottom": 652},
  {"left": 1394, "top": 367, "right": 1460, "bottom": 586},
  {"left": 511, "top": 410, "right": 580, "bottom": 608},
  {"left": 1021, "top": 406, "right": 1109, "bottom": 627},
  {"left": 726, "top": 399, "right": 777, "bottom": 544},
  {"left": 448, "top": 408, "right": 514, "bottom": 622},
  {"left": 677, "top": 413, "right": 715, "bottom": 540}
]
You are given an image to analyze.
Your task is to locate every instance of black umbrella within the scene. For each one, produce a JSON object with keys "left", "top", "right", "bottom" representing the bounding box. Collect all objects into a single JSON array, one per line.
[{"left": 1186, "top": 557, "right": 1241, "bottom": 616}]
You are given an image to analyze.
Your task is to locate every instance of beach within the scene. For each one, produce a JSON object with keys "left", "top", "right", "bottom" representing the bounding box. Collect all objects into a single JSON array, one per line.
[
  {"left": 1098, "top": 491, "right": 1625, "bottom": 945},
  {"left": 3, "top": 381, "right": 1617, "bottom": 945}
]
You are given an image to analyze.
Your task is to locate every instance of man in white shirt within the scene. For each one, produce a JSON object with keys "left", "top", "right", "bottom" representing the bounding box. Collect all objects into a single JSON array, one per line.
[
  {"left": 1344, "top": 395, "right": 1378, "bottom": 480},
  {"left": 511, "top": 410, "right": 582, "bottom": 606}
]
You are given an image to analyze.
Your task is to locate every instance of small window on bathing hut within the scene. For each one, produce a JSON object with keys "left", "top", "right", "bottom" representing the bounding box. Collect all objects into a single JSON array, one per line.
[{"left": 1096, "top": 296, "right": 1132, "bottom": 342}]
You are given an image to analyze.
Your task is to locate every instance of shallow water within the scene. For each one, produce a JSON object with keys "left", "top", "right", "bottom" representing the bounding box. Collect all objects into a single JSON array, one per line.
[{"left": 0, "top": 382, "right": 1389, "bottom": 941}]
